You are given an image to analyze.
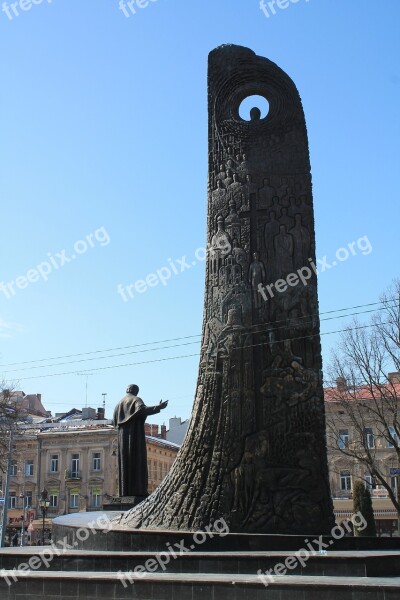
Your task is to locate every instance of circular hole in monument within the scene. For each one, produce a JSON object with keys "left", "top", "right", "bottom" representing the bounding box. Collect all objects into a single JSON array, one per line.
[{"left": 239, "top": 95, "right": 269, "bottom": 121}]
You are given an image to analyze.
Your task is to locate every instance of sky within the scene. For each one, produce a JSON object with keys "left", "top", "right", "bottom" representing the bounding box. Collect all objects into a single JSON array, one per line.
[{"left": 0, "top": 0, "right": 399, "bottom": 423}]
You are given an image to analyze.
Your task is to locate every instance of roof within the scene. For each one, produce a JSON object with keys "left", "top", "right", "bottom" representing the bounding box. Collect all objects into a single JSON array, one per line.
[
  {"left": 5, "top": 392, "right": 50, "bottom": 418},
  {"left": 324, "top": 382, "right": 400, "bottom": 403},
  {"left": 146, "top": 435, "right": 181, "bottom": 450}
]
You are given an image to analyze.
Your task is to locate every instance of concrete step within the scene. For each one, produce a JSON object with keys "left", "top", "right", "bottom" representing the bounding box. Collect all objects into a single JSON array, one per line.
[
  {"left": 0, "top": 570, "right": 400, "bottom": 600},
  {"left": 1, "top": 548, "right": 400, "bottom": 578}
]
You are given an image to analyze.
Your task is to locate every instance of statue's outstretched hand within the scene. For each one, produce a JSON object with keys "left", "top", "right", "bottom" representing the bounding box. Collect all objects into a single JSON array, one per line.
[{"left": 159, "top": 400, "right": 169, "bottom": 410}]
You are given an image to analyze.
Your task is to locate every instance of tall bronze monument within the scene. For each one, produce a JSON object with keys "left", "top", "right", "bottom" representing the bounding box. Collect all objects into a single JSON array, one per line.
[{"left": 118, "top": 45, "right": 334, "bottom": 534}]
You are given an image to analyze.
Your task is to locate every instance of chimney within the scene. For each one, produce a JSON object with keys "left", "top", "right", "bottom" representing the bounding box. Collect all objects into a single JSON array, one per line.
[
  {"left": 82, "top": 407, "right": 96, "bottom": 420},
  {"left": 97, "top": 407, "right": 105, "bottom": 420},
  {"left": 161, "top": 425, "right": 167, "bottom": 440},
  {"left": 388, "top": 372, "right": 400, "bottom": 384},
  {"left": 336, "top": 377, "right": 347, "bottom": 392},
  {"left": 145, "top": 423, "right": 158, "bottom": 436}
]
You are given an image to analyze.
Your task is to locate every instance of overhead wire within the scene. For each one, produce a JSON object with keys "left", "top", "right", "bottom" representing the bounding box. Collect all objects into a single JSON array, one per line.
[
  {"left": 2, "top": 300, "right": 399, "bottom": 374},
  {"left": 1, "top": 299, "right": 396, "bottom": 369},
  {"left": 14, "top": 319, "right": 396, "bottom": 381}
]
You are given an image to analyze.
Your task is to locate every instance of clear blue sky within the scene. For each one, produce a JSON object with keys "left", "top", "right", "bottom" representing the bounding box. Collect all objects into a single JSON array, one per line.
[{"left": 0, "top": 0, "right": 399, "bottom": 421}]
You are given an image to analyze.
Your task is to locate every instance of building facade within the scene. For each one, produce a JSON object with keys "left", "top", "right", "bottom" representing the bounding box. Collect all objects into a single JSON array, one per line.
[
  {"left": 325, "top": 375, "right": 400, "bottom": 537},
  {"left": 1, "top": 410, "right": 180, "bottom": 544}
]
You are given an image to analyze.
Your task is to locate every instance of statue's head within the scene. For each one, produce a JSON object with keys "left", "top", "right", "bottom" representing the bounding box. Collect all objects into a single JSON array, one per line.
[
  {"left": 250, "top": 107, "right": 261, "bottom": 121},
  {"left": 126, "top": 384, "right": 139, "bottom": 395}
]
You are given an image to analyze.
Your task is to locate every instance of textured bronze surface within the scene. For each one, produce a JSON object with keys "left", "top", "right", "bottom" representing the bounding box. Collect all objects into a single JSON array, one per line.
[{"left": 117, "top": 45, "right": 334, "bottom": 534}]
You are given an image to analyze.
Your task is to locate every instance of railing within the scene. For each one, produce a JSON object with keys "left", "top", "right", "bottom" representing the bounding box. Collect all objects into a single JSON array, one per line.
[{"left": 64, "top": 469, "right": 81, "bottom": 480}]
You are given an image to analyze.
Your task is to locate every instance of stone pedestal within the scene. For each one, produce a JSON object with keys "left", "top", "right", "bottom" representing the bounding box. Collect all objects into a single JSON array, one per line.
[{"left": 103, "top": 496, "right": 147, "bottom": 511}]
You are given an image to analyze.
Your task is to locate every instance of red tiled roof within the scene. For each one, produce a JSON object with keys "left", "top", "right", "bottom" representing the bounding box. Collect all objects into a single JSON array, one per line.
[{"left": 324, "top": 382, "right": 400, "bottom": 402}]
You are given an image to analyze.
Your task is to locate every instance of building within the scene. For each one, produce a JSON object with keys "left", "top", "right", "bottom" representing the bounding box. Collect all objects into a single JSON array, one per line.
[
  {"left": 0, "top": 398, "right": 180, "bottom": 545},
  {"left": 5, "top": 391, "right": 51, "bottom": 419},
  {"left": 166, "top": 417, "right": 189, "bottom": 446},
  {"left": 325, "top": 373, "right": 400, "bottom": 536}
]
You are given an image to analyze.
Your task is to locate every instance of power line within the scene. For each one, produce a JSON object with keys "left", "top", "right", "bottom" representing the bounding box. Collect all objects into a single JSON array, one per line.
[
  {"left": 15, "top": 320, "right": 395, "bottom": 382},
  {"left": 2, "top": 301, "right": 399, "bottom": 375},
  {"left": 0, "top": 299, "right": 395, "bottom": 370},
  {"left": 0, "top": 334, "right": 202, "bottom": 368}
]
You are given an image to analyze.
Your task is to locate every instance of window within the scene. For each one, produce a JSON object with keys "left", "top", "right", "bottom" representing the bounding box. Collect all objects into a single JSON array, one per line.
[
  {"left": 92, "top": 452, "right": 101, "bottom": 471},
  {"left": 338, "top": 429, "right": 349, "bottom": 449},
  {"left": 340, "top": 471, "right": 352, "bottom": 491},
  {"left": 50, "top": 455, "right": 59, "bottom": 473},
  {"left": 25, "top": 492, "right": 33, "bottom": 509},
  {"left": 364, "top": 428, "right": 375, "bottom": 449},
  {"left": 71, "top": 454, "right": 80, "bottom": 478},
  {"left": 8, "top": 492, "right": 16, "bottom": 509},
  {"left": 10, "top": 461, "right": 17, "bottom": 476},
  {"left": 70, "top": 493, "right": 79, "bottom": 509},
  {"left": 364, "top": 473, "right": 373, "bottom": 491},
  {"left": 25, "top": 460, "right": 34, "bottom": 477},
  {"left": 49, "top": 494, "right": 58, "bottom": 508},
  {"left": 91, "top": 489, "right": 102, "bottom": 508},
  {"left": 388, "top": 426, "right": 398, "bottom": 448}
]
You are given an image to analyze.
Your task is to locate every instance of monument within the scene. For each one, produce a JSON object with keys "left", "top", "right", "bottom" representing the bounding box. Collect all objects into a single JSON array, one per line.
[
  {"left": 17, "top": 45, "right": 398, "bottom": 600},
  {"left": 115, "top": 44, "right": 335, "bottom": 534}
]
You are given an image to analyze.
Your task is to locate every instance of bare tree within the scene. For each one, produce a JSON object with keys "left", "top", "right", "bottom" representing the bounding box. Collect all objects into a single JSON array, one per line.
[
  {"left": 0, "top": 382, "right": 23, "bottom": 475},
  {"left": 326, "top": 280, "right": 400, "bottom": 515}
]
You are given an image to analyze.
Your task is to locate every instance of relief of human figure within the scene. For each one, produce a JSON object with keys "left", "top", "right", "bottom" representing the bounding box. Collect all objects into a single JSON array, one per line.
[
  {"left": 279, "top": 207, "right": 294, "bottom": 231},
  {"left": 212, "top": 179, "right": 228, "bottom": 213},
  {"left": 259, "top": 177, "right": 276, "bottom": 208},
  {"left": 240, "top": 174, "right": 258, "bottom": 211},
  {"left": 229, "top": 173, "right": 243, "bottom": 206},
  {"left": 216, "top": 164, "right": 226, "bottom": 182},
  {"left": 289, "top": 213, "right": 311, "bottom": 267},
  {"left": 248, "top": 251, "right": 266, "bottom": 309},
  {"left": 273, "top": 225, "right": 294, "bottom": 276},
  {"left": 225, "top": 198, "right": 241, "bottom": 240},
  {"left": 264, "top": 211, "right": 280, "bottom": 264},
  {"left": 232, "top": 238, "right": 248, "bottom": 270},
  {"left": 238, "top": 153, "right": 250, "bottom": 178},
  {"left": 224, "top": 168, "right": 234, "bottom": 188}
]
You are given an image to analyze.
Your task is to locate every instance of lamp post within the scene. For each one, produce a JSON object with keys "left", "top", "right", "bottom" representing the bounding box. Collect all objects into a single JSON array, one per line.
[
  {"left": 39, "top": 489, "right": 50, "bottom": 545},
  {"left": 18, "top": 461, "right": 27, "bottom": 547},
  {"left": 19, "top": 493, "right": 26, "bottom": 547}
]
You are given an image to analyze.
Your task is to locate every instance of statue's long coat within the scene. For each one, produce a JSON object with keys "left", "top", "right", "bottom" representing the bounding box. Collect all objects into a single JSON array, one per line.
[{"left": 113, "top": 393, "right": 161, "bottom": 497}]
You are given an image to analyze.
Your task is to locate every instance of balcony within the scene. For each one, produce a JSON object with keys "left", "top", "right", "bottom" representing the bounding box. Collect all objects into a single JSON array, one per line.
[{"left": 64, "top": 469, "right": 81, "bottom": 481}]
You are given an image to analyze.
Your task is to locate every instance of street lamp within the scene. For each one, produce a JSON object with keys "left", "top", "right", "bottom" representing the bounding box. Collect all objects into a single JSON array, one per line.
[
  {"left": 39, "top": 489, "right": 50, "bottom": 545},
  {"left": 19, "top": 493, "right": 25, "bottom": 547}
]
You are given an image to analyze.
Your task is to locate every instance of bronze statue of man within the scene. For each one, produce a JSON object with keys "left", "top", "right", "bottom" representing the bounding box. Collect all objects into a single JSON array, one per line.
[{"left": 113, "top": 384, "right": 168, "bottom": 498}]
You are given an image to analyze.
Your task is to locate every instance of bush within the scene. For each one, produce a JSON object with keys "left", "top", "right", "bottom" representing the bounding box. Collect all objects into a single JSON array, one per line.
[{"left": 353, "top": 480, "right": 377, "bottom": 536}]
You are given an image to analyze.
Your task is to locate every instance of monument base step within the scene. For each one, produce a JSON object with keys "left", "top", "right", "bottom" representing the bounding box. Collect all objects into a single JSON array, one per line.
[
  {"left": 2, "top": 547, "right": 400, "bottom": 578},
  {"left": 0, "top": 570, "right": 399, "bottom": 599}
]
